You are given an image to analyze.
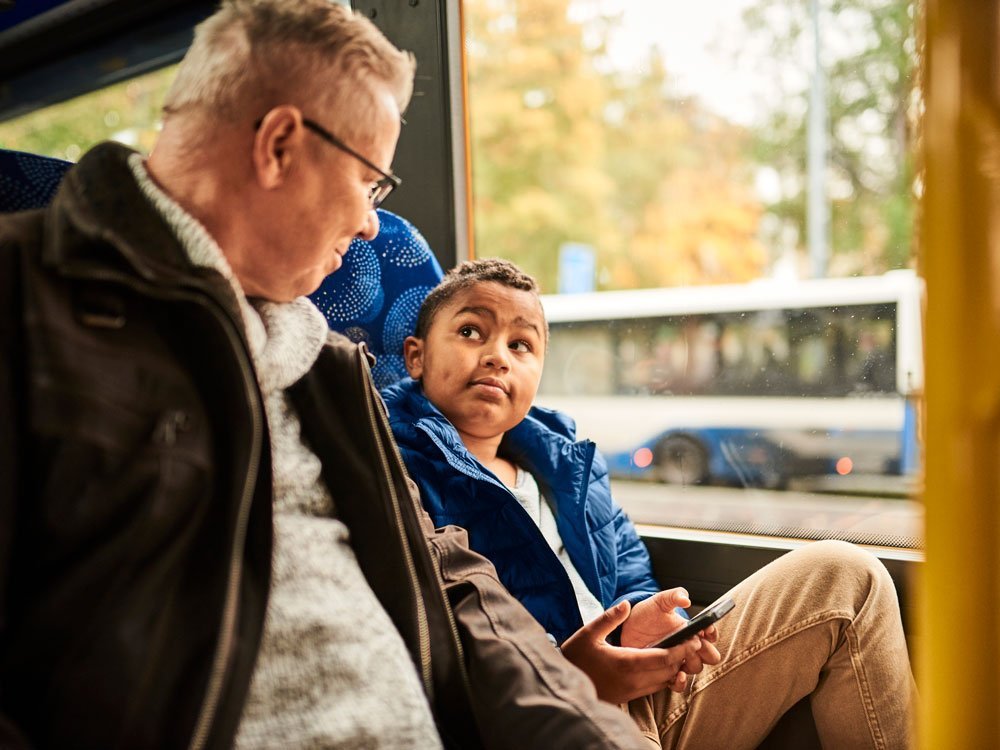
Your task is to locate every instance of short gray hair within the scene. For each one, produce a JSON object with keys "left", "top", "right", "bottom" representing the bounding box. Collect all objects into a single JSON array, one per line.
[{"left": 164, "top": 0, "right": 415, "bottom": 141}]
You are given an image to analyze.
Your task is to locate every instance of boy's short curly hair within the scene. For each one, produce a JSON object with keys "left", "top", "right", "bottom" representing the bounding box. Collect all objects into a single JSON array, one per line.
[{"left": 413, "top": 258, "right": 548, "bottom": 340}]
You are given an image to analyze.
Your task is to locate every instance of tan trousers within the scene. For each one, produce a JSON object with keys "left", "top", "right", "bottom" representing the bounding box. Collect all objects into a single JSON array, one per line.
[{"left": 626, "top": 540, "right": 916, "bottom": 749}]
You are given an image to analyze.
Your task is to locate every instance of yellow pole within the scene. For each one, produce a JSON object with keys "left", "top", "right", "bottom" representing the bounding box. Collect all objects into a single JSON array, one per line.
[{"left": 919, "top": 0, "right": 1000, "bottom": 746}]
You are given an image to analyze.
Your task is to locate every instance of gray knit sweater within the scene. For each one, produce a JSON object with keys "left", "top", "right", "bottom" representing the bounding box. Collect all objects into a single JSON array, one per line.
[{"left": 130, "top": 156, "right": 442, "bottom": 749}]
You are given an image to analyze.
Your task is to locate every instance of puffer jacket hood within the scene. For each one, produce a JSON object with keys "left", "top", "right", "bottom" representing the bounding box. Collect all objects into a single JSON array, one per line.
[{"left": 382, "top": 377, "right": 660, "bottom": 644}]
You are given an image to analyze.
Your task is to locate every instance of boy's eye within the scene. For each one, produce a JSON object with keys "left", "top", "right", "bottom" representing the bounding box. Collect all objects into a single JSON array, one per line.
[
  {"left": 458, "top": 325, "right": 482, "bottom": 340},
  {"left": 510, "top": 340, "right": 532, "bottom": 353}
]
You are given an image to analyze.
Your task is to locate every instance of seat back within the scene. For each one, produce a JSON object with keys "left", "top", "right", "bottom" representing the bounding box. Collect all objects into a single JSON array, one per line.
[
  {"left": 0, "top": 149, "right": 73, "bottom": 212},
  {"left": 308, "top": 209, "right": 443, "bottom": 388},
  {"left": 0, "top": 148, "right": 441, "bottom": 385}
]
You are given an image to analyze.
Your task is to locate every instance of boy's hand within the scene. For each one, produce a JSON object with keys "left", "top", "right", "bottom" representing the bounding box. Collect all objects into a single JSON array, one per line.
[
  {"left": 559, "top": 600, "right": 704, "bottom": 704},
  {"left": 620, "top": 588, "right": 692, "bottom": 647},
  {"left": 619, "top": 588, "right": 722, "bottom": 674}
]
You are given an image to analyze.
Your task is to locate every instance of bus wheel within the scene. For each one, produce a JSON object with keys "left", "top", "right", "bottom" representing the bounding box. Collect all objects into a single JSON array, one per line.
[{"left": 654, "top": 436, "right": 708, "bottom": 485}]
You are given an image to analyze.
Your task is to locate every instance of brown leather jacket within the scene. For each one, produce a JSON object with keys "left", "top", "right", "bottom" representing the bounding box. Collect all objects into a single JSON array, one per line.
[{"left": 0, "top": 143, "right": 646, "bottom": 750}]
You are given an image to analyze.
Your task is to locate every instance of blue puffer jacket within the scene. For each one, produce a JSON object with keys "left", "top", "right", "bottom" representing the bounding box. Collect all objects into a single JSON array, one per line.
[{"left": 382, "top": 377, "right": 661, "bottom": 644}]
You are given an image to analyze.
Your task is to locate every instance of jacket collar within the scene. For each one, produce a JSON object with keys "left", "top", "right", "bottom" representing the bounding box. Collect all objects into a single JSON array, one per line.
[
  {"left": 384, "top": 377, "right": 595, "bottom": 513},
  {"left": 384, "top": 378, "right": 492, "bottom": 481},
  {"left": 41, "top": 141, "right": 251, "bottom": 341},
  {"left": 44, "top": 142, "right": 209, "bottom": 287}
]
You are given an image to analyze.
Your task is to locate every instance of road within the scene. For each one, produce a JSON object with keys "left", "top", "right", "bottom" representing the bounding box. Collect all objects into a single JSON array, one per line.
[{"left": 611, "top": 480, "right": 923, "bottom": 548}]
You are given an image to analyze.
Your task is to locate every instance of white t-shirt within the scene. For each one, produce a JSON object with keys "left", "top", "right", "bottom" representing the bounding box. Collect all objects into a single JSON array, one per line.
[{"left": 508, "top": 467, "right": 606, "bottom": 626}]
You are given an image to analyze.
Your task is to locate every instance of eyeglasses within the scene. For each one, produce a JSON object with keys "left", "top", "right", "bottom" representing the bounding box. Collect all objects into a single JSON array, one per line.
[
  {"left": 302, "top": 118, "right": 401, "bottom": 208},
  {"left": 255, "top": 116, "right": 401, "bottom": 208}
]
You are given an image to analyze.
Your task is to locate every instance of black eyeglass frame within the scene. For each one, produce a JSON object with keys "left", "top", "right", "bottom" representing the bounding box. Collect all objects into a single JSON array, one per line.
[{"left": 254, "top": 116, "right": 401, "bottom": 208}]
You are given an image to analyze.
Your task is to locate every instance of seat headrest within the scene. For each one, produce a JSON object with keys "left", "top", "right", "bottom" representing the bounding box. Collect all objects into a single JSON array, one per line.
[{"left": 308, "top": 209, "right": 444, "bottom": 388}]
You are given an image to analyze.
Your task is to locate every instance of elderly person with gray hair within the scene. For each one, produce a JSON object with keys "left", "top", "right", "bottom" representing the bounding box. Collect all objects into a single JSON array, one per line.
[{"left": 0, "top": 2, "right": 654, "bottom": 748}]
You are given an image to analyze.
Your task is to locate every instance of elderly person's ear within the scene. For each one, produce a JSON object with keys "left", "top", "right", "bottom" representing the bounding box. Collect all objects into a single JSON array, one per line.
[{"left": 252, "top": 106, "right": 307, "bottom": 188}]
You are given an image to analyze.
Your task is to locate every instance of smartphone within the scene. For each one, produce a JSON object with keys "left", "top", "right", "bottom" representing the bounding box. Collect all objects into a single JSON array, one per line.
[{"left": 650, "top": 597, "right": 735, "bottom": 649}]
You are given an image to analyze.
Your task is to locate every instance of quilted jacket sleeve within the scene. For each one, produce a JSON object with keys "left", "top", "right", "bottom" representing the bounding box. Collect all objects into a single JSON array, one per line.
[{"left": 608, "top": 499, "right": 661, "bottom": 607}]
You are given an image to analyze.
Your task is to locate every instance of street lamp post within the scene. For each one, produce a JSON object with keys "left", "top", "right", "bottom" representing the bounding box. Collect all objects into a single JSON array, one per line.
[{"left": 807, "top": 0, "right": 829, "bottom": 278}]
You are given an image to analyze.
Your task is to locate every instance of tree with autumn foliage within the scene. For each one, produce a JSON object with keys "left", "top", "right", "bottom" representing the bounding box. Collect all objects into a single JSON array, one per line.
[
  {"left": 600, "top": 50, "right": 766, "bottom": 288},
  {"left": 467, "top": 0, "right": 615, "bottom": 292},
  {"left": 465, "top": 0, "right": 767, "bottom": 292}
]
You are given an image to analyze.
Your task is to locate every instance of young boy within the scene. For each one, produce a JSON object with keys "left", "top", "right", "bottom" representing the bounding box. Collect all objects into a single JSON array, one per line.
[{"left": 382, "top": 259, "right": 916, "bottom": 748}]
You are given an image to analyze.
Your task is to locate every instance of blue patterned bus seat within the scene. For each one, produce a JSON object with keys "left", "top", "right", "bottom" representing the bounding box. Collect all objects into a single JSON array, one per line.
[
  {"left": 0, "top": 149, "right": 73, "bottom": 212},
  {"left": 309, "top": 209, "right": 443, "bottom": 388}
]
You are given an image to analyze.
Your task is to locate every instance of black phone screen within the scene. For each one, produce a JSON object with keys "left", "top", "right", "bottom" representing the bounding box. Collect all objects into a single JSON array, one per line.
[{"left": 650, "top": 597, "right": 735, "bottom": 649}]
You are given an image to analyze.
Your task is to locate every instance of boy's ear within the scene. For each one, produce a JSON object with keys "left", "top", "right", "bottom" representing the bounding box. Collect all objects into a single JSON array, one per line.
[{"left": 403, "top": 336, "right": 424, "bottom": 379}]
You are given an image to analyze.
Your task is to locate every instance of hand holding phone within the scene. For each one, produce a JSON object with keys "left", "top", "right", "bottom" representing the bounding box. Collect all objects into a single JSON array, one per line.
[{"left": 650, "top": 596, "right": 735, "bottom": 649}]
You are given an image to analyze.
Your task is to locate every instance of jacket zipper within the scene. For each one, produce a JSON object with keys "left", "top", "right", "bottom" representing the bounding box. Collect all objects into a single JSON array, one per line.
[
  {"left": 187, "top": 295, "right": 263, "bottom": 750},
  {"left": 388, "top": 411, "right": 474, "bottom": 698},
  {"left": 575, "top": 441, "right": 602, "bottom": 601},
  {"left": 357, "top": 353, "right": 434, "bottom": 694},
  {"left": 414, "top": 418, "right": 600, "bottom": 633},
  {"left": 58, "top": 265, "right": 263, "bottom": 750},
  {"left": 417, "top": 425, "right": 557, "bottom": 569}
]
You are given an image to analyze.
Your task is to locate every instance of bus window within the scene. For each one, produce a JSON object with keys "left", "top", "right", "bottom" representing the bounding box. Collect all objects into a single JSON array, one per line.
[
  {"left": 464, "top": 0, "right": 922, "bottom": 548},
  {"left": 0, "top": 0, "right": 924, "bottom": 549},
  {"left": 0, "top": 65, "right": 176, "bottom": 159},
  {"left": 539, "top": 321, "right": 615, "bottom": 395}
]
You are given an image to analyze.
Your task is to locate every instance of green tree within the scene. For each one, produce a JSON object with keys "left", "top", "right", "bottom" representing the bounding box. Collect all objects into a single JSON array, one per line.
[
  {"left": 0, "top": 66, "right": 175, "bottom": 160},
  {"left": 741, "top": 0, "right": 918, "bottom": 273}
]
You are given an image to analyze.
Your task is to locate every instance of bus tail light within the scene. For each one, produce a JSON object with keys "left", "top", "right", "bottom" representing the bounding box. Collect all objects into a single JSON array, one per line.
[
  {"left": 836, "top": 457, "right": 854, "bottom": 475},
  {"left": 633, "top": 447, "right": 653, "bottom": 468}
]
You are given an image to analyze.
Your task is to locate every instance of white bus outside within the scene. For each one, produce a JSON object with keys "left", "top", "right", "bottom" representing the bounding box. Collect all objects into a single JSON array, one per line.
[{"left": 536, "top": 270, "right": 923, "bottom": 492}]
